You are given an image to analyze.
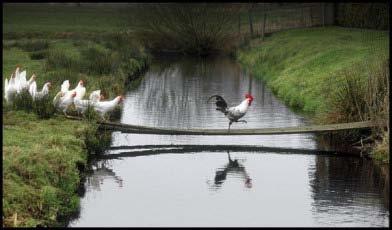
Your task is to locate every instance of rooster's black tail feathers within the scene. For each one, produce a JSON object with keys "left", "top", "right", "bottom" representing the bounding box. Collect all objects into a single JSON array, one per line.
[{"left": 207, "top": 95, "right": 228, "bottom": 114}]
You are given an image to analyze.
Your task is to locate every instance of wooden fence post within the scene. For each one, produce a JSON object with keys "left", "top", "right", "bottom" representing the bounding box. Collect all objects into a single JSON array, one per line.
[
  {"left": 238, "top": 13, "right": 241, "bottom": 36},
  {"left": 322, "top": 3, "right": 325, "bottom": 26},
  {"left": 261, "top": 12, "right": 267, "bottom": 41},
  {"left": 309, "top": 6, "right": 313, "bottom": 26},
  {"left": 248, "top": 5, "right": 254, "bottom": 37}
]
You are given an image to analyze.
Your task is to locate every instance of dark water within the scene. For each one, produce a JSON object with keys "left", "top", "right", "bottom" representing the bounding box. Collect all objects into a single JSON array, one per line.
[{"left": 69, "top": 56, "right": 389, "bottom": 227}]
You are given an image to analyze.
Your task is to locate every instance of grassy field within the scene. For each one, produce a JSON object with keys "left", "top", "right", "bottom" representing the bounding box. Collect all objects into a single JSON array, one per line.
[
  {"left": 3, "top": 4, "right": 134, "bottom": 34},
  {"left": 237, "top": 26, "right": 389, "bottom": 162},
  {"left": 3, "top": 4, "right": 150, "bottom": 227},
  {"left": 238, "top": 26, "right": 389, "bottom": 115}
]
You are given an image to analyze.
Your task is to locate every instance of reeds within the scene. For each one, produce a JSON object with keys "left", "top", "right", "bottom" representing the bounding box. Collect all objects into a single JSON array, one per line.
[
  {"left": 323, "top": 56, "right": 389, "bottom": 153},
  {"left": 329, "top": 57, "right": 389, "bottom": 126}
]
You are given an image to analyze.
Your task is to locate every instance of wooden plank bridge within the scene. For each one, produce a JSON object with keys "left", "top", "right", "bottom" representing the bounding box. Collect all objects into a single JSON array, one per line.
[{"left": 65, "top": 116, "right": 384, "bottom": 135}]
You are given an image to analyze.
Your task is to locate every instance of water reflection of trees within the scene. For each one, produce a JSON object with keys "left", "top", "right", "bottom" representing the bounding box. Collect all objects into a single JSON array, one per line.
[
  {"left": 208, "top": 151, "right": 252, "bottom": 191},
  {"left": 85, "top": 160, "right": 124, "bottom": 191},
  {"left": 309, "top": 156, "right": 389, "bottom": 211}
]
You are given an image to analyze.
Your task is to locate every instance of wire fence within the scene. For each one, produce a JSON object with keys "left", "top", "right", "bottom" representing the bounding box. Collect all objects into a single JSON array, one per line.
[{"left": 237, "top": 3, "right": 334, "bottom": 40}]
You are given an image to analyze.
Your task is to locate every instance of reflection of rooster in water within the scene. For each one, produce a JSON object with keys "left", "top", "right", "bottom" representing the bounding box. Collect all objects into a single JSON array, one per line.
[{"left": 209, "top": 151, "right": 252, "bottom": 190}]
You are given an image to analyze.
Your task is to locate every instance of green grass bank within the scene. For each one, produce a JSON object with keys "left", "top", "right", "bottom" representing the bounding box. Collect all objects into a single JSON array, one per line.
[
  {"left": 237, "top": 26, "right": 389, "bottom": 161},
  {"left": 2, "top": 110, "right": 89, "bottom": 227},
  {"left": 3, "top": 4, "right": 150, "bottom": 225},
  {"left": 3, "top": 38, "right": 149, "bottom": 227}
]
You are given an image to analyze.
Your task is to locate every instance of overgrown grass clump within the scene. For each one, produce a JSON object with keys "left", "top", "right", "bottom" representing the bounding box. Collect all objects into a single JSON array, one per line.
[
  {"left": 3, "top": 111, "right": 89, "bottom": 227},
  {"left": 325, "top": 57, "right": 389, "bottom": 125}
]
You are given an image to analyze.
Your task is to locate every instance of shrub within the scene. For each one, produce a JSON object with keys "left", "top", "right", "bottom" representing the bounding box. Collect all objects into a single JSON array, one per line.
[
  {"left": 6, "top": 39, "right": 50, "bottom": 52},
  {"left": 133, "top": 3, "right": 241, "bottom": 55},
  {"left": 21, "top": 40, "right": 49, "bottom": 52},
  {"left": 336, "top": 3, "right": 389, "bottom": 30},
  {"left": 80, "top": 45, "right": 116, "bottom": 75},
  {"left": 327, "top": 57, "right": 389, "bottom": 125},
  {"left": 46, "top": 49, "right": 80, "bottom": 71},
  {"left": 32, "top": 94, "right": 57, "bottom": 119},
  {"left": 30, "top": 50, "right": 47, "bottom": 60},
  {"left": 81, "top": 123, "right": 112, "bottom": 155}
]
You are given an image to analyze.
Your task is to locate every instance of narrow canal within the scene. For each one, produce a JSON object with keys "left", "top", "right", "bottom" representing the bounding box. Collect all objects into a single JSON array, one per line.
[{"left": 69, "top": 55, "right": 389, "bottom": 227}]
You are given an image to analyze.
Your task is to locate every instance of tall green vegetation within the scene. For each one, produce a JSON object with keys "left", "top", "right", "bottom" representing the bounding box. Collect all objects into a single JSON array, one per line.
[
  {"left": 238, "top": 27, "right": 389, "bottom": 161},
  {"left": 132, "top": 3, "right": 241, "bottom": 55},
  {"left": 326, "top": 57, "right": 389, "bottom": 125},
  {"left": 322, "top": 56, "right": 389, "bottom": 156}
]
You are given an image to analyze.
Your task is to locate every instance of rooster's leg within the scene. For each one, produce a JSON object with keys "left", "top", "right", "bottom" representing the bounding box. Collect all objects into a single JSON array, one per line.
[
  {"left": 228, "top": 121, "right": 233, "bottom": 133},
  {"left": 237, "top": 120, "right": 247, "bottom": 124}
]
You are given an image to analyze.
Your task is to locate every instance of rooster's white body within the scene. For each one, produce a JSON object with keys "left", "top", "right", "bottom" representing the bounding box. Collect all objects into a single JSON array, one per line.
[
  {"left": 60, "top": 80, "right": 70, "bottom": 94},
  {"left": 4, "top": 73, "right": 17, "bottom": 103},
  {"left": 53, "top": 91, "right": 77, "bottom": 115},
  {"left": 89, "top": 90, "right": 102, "bottom": 102},
  {"left": 208, "top": 94, "right": 254, "bottom": 131},
  {"left": 29, "top": 80, "right": 51, "bottom": 101},
  {"left": 92, "top": 96, "right": 124, "bottom": 119},
  {"left": 15, "top": 70, "right": 27, "bottom": 93},
  {"left": 65, "top": 80, "right": 85, "bottom": 99},
  {"left": 74, "top": 90, "right": 102, "bottom": 115}
]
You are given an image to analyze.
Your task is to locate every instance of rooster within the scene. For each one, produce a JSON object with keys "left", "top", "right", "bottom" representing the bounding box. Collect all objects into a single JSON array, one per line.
[
  {"left": 28, "top": 80, "right": 51, "bottom": 101},
  {"left": 22, "top": 73, "right": 37, "bottom": 92},
  {"left": 65, "top": 80, "right": 85, "bottom": 98},
  {"left": 53, "top": 91, "right": 77, "bottom": 115},
  {"left": 92, "top": 95, "right": 124, "bottom": 120},
  {"left": 89, "top": 90, "right": 104, "bottom": 102},
  {"left": 4, "top": 72, "right": 17, "bottom": 104},
  {"left": 60, "top": 80, "right": 70, "bottom": 94},
  {"left": 74, "top": 90, "right": 103, "bottom": 116},
  {"left": 207, "top": 93, "right": 254, "bottom": 132}
]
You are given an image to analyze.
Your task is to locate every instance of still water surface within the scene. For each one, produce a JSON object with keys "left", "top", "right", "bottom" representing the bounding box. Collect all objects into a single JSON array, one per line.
[{"left": 69, "top": 56, "right": 389, "bottom": 227}]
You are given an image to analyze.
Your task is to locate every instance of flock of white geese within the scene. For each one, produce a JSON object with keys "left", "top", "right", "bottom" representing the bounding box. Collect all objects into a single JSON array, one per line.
[{"left": 4, "top": 66, "right": 124, "bottom": 119}]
